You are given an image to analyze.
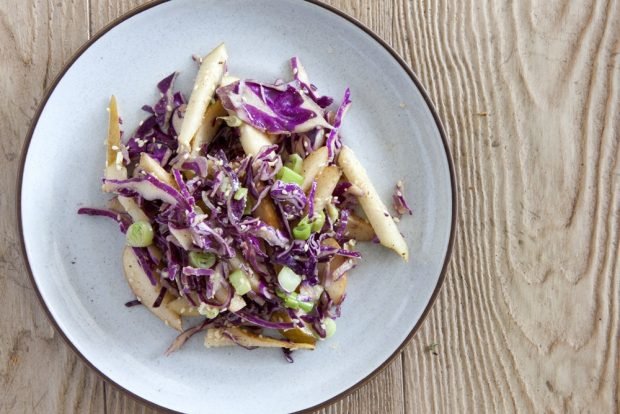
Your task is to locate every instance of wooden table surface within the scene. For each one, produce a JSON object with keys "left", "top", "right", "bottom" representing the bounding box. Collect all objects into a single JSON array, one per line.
[{"left": 1, "top": 0, "right": 618, "bottom": 412}]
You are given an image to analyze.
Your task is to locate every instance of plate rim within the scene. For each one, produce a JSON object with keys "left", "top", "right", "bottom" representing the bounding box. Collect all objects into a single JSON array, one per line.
[{"left": 16, "top": 0, "right": 457, "bottom": 412}]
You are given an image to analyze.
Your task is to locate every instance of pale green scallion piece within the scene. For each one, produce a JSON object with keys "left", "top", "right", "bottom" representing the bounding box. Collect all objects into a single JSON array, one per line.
[
  {"left": 311, "top": 211, "right": 326, "bottom": 232},
  {"left": 297, "top": 300, "right": 314, "bottom": 313},
  {"left": 234, "top": 187, "right": 248, "bottom": 201},
  {"left": 293, "top": 216, "right": 312, "bottom": 240},
  {"left": 126, "top": 221, "right": 154, "bottom": 247},
  {"left": 229, "top": 269, "right": 251, "bottom": 296},
  {"left": 198, "top": 303, "right": 220, "bottom": 319},
  {"left": 285, "top": 153, "right": 304, "bottom": 175},
  {"left": 276, "top": 166, "right": 304, "bottom": 186},
  {"left": 189, "top": 251, "right": 216, "bottom": 269},
  {"left": 324, "top": 318, "right": 336, "bottom": 338},
  {"left": 276, "top": 290, "right": 314, "bottom": 312},
  {"left": 326, "top": 202, "right": 339, "bottom": 222},
  {"left": 277, "top": 266, "right": 302, "bottom": 292}
]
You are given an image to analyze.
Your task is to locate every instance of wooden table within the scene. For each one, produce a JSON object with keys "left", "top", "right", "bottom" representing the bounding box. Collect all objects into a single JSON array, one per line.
[{"left": 1, "top": 0, "right": 618, "bottom": 412}]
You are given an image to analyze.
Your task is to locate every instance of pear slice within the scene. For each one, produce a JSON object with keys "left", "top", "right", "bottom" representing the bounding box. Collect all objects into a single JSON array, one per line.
[
  {"left": 345, "top": 214, "right": 375, "bottom": 241},
  {"left": 321, "top": 238, "right": 348, "bottom": 304},
  {"left": 271, "top": 310, "right": 317, "bottom": 345},
  {"left": 122, "top": 247, "right": 182, "bottom": 331},
  {"left": 204, "top": 327, "right": 314, "bottom": 350}
]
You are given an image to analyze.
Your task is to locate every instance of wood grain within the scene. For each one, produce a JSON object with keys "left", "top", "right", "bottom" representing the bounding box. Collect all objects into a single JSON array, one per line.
[
  {"left": 0, "top": 1, "right": 106, "bottom": 413},
  {"left": 1, "top": 0, "right": 618, "bottom": 413},
  {"left": 397, "top": 0, "right": 620, "bottom": 413}
]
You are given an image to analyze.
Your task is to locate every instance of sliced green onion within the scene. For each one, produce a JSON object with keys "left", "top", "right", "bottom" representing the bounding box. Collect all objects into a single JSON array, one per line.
[
  {"left": 276, "top": 290, "right": 297, "bottom": 307},
  {"left": 217, "top": 115, "right": 243, "bottom": 127},
  {"left": 285, "top": 154, "right": 303, "bottom": 175},
  {"left": 326, "top": 202, "right": 339, "bottom": 222},
  {"left": 276, "top": 166, "right": 304, "bottom": 186},
  {"left": 126, "top": 221, "right": 154, "bottom": 247},
  {"left": 324, "top": 318, "right": 336, "bottom": 338},
  {"left": 234, "top": 187, "right": 248, "bottom": 201},
  {"left": 244, "top": 197, "right": 254, "bottom": 215},
  {"left": 229, "top": 269, "right": 251, "bottom": 296},
  {"left": 276, "top": 290, "right": 314, "bottom": 312},
  {"left": 283, "top": 295, "right": 300, "bottom": 309},
  {"left": 298, "top": 300, "right": 314, "bottom": 313},
  {"left": 293, "top": 216, "right": 312, "bottom": 240},
  {"left": 277, "top": 266, "right": 302, "bottom": 292},
  {"left": 198, "top": 303, "right": 220, "bottom": 319},
  {"left": 311, "top": 211, "right": 326, "bottom": 232},
  {"left": 189, "top": 251, "right": 216, "bottom": 269},
  {"left": 204, "top": 307, "right": 219, "bottom": 319}
]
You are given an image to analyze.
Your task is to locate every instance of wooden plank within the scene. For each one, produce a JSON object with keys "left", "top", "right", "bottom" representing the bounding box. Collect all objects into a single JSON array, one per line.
[
  {"left": 399, "top": 0, "right": 620, "bottom": 413},
  {"left": 316, "top": 355, "right": 405, "bottom": 414},
  {"left": 89, "top": 0, "right": 144, "bottom": 34},
  {"left": 4, "top": 0, "right": 618, "bottom": 413},
  {"left": 0, "top": 0, "right": 107, "bottom": 413}
]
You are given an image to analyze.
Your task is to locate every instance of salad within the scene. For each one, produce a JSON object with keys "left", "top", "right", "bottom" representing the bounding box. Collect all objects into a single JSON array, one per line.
[{"left": 78, "top": 43, "right": 411, "bottom": 358}]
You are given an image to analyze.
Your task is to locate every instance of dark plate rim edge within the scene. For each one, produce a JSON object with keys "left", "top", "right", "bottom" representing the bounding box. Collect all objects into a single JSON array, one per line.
[{"left": 15, "top": 0, "right": 458, "bottom": 413}]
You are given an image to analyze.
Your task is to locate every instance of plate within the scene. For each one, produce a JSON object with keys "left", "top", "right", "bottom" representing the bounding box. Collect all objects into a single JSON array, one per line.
[{"left": 18, "top": 1, "right": 456, "bottom": 412}]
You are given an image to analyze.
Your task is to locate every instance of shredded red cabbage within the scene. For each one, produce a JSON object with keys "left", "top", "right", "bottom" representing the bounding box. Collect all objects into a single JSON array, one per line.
[
  {"left": 77, "top": 207, "right": 130, "bottom": 232},
  {"left": 217, "top": 79, "right": 333, "bottom": 134},
  {"left": 325, "top": 88, "right": 352, "bottom": 163},
  {"left": 77, "top": 55, "right": 399, "bottom": 356},
  {"left": 270, "top": 181, "right": 307, "bottom": 219},
  {"left": 392, "top": 180, "right": 413, "bottom": 216},
  {"left": 290, "top": 57, "right": 334, "bottom": 108}
]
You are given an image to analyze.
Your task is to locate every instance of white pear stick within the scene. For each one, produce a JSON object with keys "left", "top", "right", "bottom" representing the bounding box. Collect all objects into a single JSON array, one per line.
[
  {"left": 177, "top": 43, "right": 228, "bottom": 153},
  {"left": 301, "top": 146, "right": 328, "bottom": 191},
  {"left": 338, "top": 146, "right": 409, "bottom": 261}
]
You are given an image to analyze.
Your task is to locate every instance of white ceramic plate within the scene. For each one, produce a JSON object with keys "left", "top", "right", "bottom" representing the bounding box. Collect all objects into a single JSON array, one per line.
[{"left": 19, "top": 1, "right": 455, "bottom": 413}]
